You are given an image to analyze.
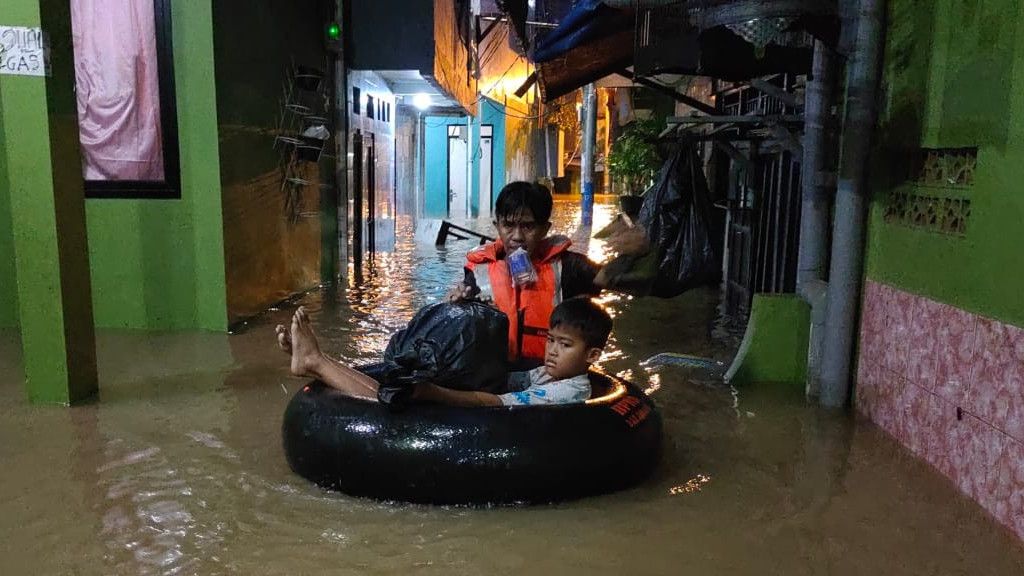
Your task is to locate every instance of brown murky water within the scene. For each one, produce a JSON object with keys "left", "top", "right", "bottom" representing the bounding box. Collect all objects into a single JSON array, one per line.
[{"left": 2, "top": 199, "right": 1023, "bottom": 575}]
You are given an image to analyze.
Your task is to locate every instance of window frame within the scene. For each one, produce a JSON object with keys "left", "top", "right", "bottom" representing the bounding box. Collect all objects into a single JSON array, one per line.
[{"left": 83, "top": 0, "right": 181, "bottom": 199}]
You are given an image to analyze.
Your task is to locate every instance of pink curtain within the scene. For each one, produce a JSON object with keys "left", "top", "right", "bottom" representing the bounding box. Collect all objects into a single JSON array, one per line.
[{"left": 71, "top": 0, "right": 165, "bottom": 181}]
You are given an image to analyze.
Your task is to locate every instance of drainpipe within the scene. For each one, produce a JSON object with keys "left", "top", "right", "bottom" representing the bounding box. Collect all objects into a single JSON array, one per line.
[
  {"left": 819, "top": 0, "right": 887, "bottom": 408},
  {"left": 581, "top": 83, "right": 597, "bottom": 225},
  {"left": 797, "top": 40, "right": 837, "bottom": 399}
]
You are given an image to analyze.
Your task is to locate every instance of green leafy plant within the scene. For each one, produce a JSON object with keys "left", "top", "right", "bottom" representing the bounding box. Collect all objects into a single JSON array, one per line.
[{"left": 608, "top": 116, "right": 665, "bottom": 196}]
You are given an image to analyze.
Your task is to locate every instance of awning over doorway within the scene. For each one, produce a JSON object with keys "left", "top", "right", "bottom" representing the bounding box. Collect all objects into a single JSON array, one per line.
[
  {"left": 530, "top": 0, "right": 634, "bottom": 101},
  {"left": 532, "top": 0, "right": 632, "bottom": 64},
  {"left": 518, "top": 0, "right": 839, "bottom": 103}
]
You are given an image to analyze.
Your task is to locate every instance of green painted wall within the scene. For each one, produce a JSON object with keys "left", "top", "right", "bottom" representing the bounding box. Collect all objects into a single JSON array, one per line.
[
  {"left": 0, "top": 90, "right": 16, "bottom": 328},
  {"left": 84, "top": 0, "right": 227, "bottom": 331},
  {"left": 865, "top": 0, "right": 1024, "bottom": 326}
]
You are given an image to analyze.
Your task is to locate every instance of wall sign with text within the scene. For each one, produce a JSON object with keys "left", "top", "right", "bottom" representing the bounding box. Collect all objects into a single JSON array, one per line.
[{"left": 0, "top": 26, "right": 50, "bottom": 77}]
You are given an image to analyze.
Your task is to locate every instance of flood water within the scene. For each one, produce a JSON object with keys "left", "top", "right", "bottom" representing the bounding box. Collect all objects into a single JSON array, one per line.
[{"left": 2, "top": 198, "right": 1023, "bottom": 575}]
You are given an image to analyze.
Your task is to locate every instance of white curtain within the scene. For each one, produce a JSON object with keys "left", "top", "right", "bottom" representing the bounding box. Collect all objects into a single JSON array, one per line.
[{"left": 71, "top": 0, "right": 165, "bottom": 181}]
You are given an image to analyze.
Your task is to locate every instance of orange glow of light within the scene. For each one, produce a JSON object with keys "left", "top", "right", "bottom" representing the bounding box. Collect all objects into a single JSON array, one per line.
[
  {"left": 643, "top": 372, "right": 661, "bottom": 396},
  {"left": 668, "top": 474, "right": 711, "bottom": 495},
  {"left": 585, "top": 375, "right": 627, "bottom": 405}
]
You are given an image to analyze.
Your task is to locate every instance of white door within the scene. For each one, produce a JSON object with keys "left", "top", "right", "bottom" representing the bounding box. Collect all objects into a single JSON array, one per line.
[
  {"left": 479, "top": 125, "right": 493, "bottom": 218},
  {"left": 447, "top": 125, "right": 468, "bottom": 219}
]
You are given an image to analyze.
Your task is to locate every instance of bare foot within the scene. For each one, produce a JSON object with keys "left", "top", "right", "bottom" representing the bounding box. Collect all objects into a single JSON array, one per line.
[
  {"left": 289, "top": 307, "right": 326, "bottom": 378},
  {"left": 275, "top": 324, "right": 292, "bottom": 355}
]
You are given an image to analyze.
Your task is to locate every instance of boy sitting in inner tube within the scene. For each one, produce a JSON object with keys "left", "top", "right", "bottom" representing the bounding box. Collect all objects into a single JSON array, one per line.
[
  {"left": 445, "top": 181, "right": 646, "bottom": 366},
  {"left": 279, "top": 297, "right": 612, "bottom": 407}
]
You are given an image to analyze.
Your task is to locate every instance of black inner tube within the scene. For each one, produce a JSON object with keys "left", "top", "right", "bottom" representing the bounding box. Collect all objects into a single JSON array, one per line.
[{"left": 282, "top": 367, "right": 663, "bottom": 505}]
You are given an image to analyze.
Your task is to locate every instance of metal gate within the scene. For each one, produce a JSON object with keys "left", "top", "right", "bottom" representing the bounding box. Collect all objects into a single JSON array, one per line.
[{"left": 716, "top": 75, "right": 804, "bottom": 315}]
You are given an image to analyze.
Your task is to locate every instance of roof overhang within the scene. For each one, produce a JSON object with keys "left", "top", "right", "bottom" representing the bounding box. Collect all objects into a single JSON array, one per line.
[
  {"left": 374, "top": 70, "right": 463, "bottom": 112},
  {"left": 532, "top": 0, "right": 840, "bottom": 103}
]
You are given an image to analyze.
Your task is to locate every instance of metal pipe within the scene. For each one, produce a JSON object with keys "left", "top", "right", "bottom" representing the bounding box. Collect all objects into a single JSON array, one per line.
[
  {"left": 780, "top": 155, "right": 795, "bottom": 292},
  {"left": 466, "top": 115, "right": 473, "bottom": 217},
  {"left": 797, "top": 40, "right": 837, "bottom": 398},
  {"left": 581, "top": 83, "right": 597, "bottom": 225},
  {"left": 797, "top": 41, "right": 837, "bottom": 290},
  {"left": 603, "top": 93, "right": 612, "bottom": 194},
  {"left": 819, "top": 0, "right": 887, "bottom": 408},
  {"left": 322, "top": 32, "right": 341, "bottom": 284},
  {"left": 367, "top": 133, "right": 376, "bottom": 253},
  {"left": 667, "top": 115, "right": 804, "bottom": 125},
  {"left": 333, "top": 0, "right": 349, "bottom": 285},
  {"left": 352, "top": 130, "right": 364, "bottom": 273},
  {"left": 770, "top": 157, "right": 782, "bottom": 292},
  {"left": 544, "top": 125, "right": 552, "bottom": 178},
  {"left": 414, "top": 110, "right": 423, "bottom": 221}
]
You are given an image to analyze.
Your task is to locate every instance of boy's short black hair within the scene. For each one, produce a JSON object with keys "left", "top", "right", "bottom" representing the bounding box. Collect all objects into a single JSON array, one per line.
[
  {"left": 494, "top": 181, "right": 553, "bottom": 224},
  {"left": 549, "top": 297, "right": 613, "bottom": 349}
]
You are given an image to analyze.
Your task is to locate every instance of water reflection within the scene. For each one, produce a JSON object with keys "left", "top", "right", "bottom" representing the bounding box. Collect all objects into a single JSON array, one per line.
[
  {"left": 668, "top": 474, "right": 711, "bottom": 496},
  {"left": 2, "top": 199, "right": 1024, "bottom": 574},
  {"left": 314, "top": 200, "right": 626, "bottom": 367}
]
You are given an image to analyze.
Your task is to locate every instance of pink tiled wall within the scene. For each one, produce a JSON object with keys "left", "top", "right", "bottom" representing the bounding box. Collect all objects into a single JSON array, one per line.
[{"left": 857, "top": 281, "right": 1024, "bottom": 541}]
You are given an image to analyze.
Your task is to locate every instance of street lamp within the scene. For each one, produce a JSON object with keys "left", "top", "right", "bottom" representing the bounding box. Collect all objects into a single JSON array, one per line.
[{"left": 413, "top": 93, "right": 432, "bottom": 110}]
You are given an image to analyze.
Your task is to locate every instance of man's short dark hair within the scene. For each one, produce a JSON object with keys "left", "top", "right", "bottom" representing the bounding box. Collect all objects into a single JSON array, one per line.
[
  {"left": 494, "top": 181, "right": 553, "bottom": 224},
  {"left": 549, "top": 297, "right": 613, "bottom": 349}
]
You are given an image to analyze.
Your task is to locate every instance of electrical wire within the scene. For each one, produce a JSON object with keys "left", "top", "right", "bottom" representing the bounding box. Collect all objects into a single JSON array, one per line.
[
  {"left": 418, "top": 21, "right": 547, "bottom": 122},
  {"left": 477, "top": 26, "right": 509, "bottom": 73}
]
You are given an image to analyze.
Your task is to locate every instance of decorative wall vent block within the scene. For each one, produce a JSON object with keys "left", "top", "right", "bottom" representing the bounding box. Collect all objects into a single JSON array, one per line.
[
  {"left": 885, "top": 147, "right": 976, "bottom": 236},
  {"left": 884, "top": 192, "right": 971, "bottom": 236},
  {"left": 912, "top": 147, "right": 977, "bottom": 188}
]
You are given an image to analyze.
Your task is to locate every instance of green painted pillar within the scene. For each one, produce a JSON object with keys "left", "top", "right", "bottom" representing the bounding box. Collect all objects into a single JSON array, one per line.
[{"left": 0, "top": 0, "right": 98, "bottom": 403}]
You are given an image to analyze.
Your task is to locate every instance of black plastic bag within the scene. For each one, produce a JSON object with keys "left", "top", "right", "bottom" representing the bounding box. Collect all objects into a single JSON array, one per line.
[
  {"left": 634, "top": 142, "right": 719, "bottom": 298},
  {"left": 378, "top": 295, "right": 509, "bottom": 405}
]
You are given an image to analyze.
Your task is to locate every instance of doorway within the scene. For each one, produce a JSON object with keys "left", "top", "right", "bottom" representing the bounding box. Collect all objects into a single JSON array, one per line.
[
  {"left": 479, "top": 124, "right": 494, "bottom": 218},
  {"left": 447, "top": 125, "right": 469, "bottom": 219}
]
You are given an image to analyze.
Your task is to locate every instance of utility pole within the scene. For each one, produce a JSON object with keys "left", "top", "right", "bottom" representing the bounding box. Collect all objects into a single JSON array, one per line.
[{"left": 581, "top": 83, "right": 597, "bottom": 226}]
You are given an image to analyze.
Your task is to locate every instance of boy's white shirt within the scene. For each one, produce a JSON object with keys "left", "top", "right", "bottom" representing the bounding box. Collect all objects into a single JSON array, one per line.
[{"left": 498, "top": 366, "right": 591, "bottom": 406}]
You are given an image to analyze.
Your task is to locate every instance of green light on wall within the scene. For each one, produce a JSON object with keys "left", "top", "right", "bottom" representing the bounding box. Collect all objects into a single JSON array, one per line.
[{"left": 327, "top": 22, "right": 341, "bottom": 41}]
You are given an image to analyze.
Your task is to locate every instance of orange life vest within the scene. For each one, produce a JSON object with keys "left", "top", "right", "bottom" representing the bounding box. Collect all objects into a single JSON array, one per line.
[{"left": 465, "top": 236, "right": 572, "bottom": 362}]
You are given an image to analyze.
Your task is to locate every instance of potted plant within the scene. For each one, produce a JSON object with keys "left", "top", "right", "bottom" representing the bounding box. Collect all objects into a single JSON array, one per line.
[{"left": 608, "top": 117, "right": 665, "bottom": 217}]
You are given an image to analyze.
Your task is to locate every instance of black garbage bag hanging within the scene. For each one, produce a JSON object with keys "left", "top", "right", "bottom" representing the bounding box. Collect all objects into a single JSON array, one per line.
[
  {"left": 600, "top": 142, "right": 719, "bottom": 298},
  {"left": 639, "top": 142, "right": 719, "bottom": 297},
  {"left": 379, "top": 293, "right": 509, "bottom": 405}
]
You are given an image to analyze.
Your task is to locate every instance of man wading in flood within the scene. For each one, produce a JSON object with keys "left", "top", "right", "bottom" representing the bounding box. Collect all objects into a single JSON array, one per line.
[
  {"left": 277, "top": 181, "right": 647, "bottom": 373},
  {"left": 446, "top": 181, "right": 622, "bottom": 365}
]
